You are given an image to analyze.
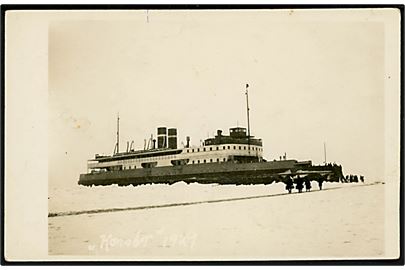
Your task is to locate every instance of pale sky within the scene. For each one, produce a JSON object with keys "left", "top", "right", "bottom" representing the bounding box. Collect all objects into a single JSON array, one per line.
[{"left": 49, "top": 10, "right": 387, "bottom": 187}]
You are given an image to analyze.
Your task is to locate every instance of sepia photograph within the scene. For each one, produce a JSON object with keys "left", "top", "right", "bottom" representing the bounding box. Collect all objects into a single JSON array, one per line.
[{"left": 3, "top": 6, "right": 403, "bottom": 263}]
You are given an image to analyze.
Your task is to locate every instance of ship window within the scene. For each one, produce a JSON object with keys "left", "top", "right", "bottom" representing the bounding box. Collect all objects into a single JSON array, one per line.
[
  {"left": 239, "top": 146, "right": 241, "bottom": 150},
  {"left": 223, "top": 146, "right": 226, "bottom": 150},
  {"left": 233, "top": 146, "right": 236, "bottom": 150},
  {"left": 216, "top": 158, "right": 219, "bottom": 162},
  {"left": 228, "top": 146, "right": 230, "bottom": 150},
  {"left": 204, "top": 148, "right": 206, "bottom": 151},
  {"left": 187, "top": 149, "right": 189, "bottom": 153},
  {"left": 192, "top": 149, "right": 194, "bottom": 152},
  {"left": 204, "top": 159, "right": 206, "bottom": 163},
  {"left": 210, "top": 147, "right": 212, "bottom": 151},
  {"left": 244, "top": 146, "right": 246, "bottom": 150},
  {"left": 216, "top": 147, "right": 219, "bottom": 150},
  {"left": 192, "top": 160, "right": 195, "bottom": 164},
  {"left": 198, "top": 148, "right": 200, "bottom": 152},
  {"left": 223, "top": 158, "right": 226, "bottom": 162},
  {"left": 210, "top": 159, "right": 212, "bottom": 162},
  {"left": 198, "top": 160, "right": 200, "bottom": 164}
]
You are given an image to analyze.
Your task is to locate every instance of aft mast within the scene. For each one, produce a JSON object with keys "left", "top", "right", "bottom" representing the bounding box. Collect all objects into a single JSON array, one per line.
[
  {"left": 117, "top": 113, "right": 120, "bottom": 153},
  {"left": 245, "top": 84, "right": 251, "bottom": 153}
]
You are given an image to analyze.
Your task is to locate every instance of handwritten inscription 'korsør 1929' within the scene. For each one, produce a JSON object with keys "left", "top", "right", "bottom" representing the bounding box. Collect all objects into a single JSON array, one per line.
[{"left": 87, "top": 231, "right": 198, "bottom": 253}]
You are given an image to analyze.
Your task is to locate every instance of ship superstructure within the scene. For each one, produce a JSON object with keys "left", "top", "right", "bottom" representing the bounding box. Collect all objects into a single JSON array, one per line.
[{"left": 87, "top": 126, "right": 264, "bottom": 173}]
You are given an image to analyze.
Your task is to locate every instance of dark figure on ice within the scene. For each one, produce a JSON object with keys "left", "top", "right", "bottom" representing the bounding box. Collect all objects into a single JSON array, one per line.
[
  {"left": 285, "top": 176, "right": 294, "bottom": 194},
  {"left": 305, "top": 179, "right": 311, "bottom": 192},
  {"left": 295, "top": 176, "right": 304, "bottom": 193},
  {"left": 318, "top": 179, "right": 324, "bottom": 190}
]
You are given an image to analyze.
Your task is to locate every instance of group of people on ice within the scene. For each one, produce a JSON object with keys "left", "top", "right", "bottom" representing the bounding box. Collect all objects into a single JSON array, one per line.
[
  {"left": 343, "top": 174, "right": 364, "bottom": 183},
  {"left": 284, "top": 173, "right": 365, "bottom": 194},
  {"left": 284, "top": 175, "right": 323, "bottom": 194}
]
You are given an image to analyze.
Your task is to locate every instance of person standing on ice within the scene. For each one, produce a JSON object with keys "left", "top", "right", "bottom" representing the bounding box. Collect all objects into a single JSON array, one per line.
[
  {"left": 285, "top": 176, "right": 294, "bottom": 194},
  {"left": 317, "top": 178, "right": 324, "bottom": 190},
  {"left": 304, "top": 178, "right": 311, "bottom": 192},
  {"left": 295, "top": 176, "right": 304, "bottom": 193}
]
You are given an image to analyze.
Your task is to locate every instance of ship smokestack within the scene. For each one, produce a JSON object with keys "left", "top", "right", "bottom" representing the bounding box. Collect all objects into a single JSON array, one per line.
[
  {"left": 168, "top": 128, "right": 177, "bottom": 149},
  {"left": 152, "top": 139, "right": 156, "bottom": 149},
  {"left": 157, "top": 127, "right": 167, "bottom": 148},
  {"left": 216, "top": 130, "right": 222, "bottom": 144},
  {"left": 186, "top": 136, "right": 190, "bottom": 148}
]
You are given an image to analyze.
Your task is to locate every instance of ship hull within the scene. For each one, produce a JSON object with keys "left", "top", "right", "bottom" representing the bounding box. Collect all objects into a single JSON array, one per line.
[{"left": 78, "top": 160, "right": 343, "bottom": 186}]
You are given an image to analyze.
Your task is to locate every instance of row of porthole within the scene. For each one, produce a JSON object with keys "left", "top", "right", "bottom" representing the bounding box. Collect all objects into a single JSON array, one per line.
[
  {"left": 192, "top": 158, "right": 227, "bottom": 164},
  {"left": 123, "top": 157, "right": 227, "bottom": 169},
  {"left": 186, "top": 145, "right": 262, "bottom": 153},
  {"left": 122, "top": 155, "right": 176, "bottom": 164}
]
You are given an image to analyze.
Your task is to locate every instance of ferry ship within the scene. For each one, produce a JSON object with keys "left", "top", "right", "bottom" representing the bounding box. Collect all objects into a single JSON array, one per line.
[{"left": 79, "top": 86, "right": 344, "bottom": 186}]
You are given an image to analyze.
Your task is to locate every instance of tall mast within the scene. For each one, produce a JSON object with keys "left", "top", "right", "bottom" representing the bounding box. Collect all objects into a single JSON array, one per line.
[
  {"left": 245, "top": 84, "right": 251, "bottom": 151},
  {"left": 324, "top": 142, "right": 327, "bottom": 164},
  {"left": 117, "top": 113, "right": 120, "bottom": 154}
]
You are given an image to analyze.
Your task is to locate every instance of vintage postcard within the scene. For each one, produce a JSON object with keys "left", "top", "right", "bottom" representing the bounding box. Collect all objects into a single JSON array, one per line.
[{"left": 3, "top": 6, "right": 402, "bottom": 263}]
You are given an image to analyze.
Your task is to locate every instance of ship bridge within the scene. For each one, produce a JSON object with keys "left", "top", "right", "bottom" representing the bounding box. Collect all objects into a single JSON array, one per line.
[{"left": 203, "top": 127, "right": 262, "bottom": 147}]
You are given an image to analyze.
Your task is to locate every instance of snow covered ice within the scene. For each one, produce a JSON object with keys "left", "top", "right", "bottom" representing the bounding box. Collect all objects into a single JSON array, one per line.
[{"left": 48, "top": 181, "right": 385, "bottom": 259}]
